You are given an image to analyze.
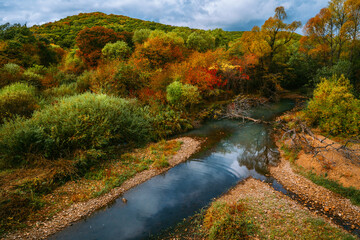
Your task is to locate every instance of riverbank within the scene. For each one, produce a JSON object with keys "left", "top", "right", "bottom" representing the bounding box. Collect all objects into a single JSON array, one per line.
[
  {"left": 2, "top": 137, "right": 201, "bottom": 240},
  {"left": 155, "top": 178, "right": 356, "bottom": 239},
  {"left": 271, "top": 138, "right": 360, "bottom": 233}
]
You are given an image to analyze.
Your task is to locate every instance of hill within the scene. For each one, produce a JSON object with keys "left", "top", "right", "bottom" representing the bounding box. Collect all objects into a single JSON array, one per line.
[{"left": 30, "top": 12, "right": 243, "bottom": 48}]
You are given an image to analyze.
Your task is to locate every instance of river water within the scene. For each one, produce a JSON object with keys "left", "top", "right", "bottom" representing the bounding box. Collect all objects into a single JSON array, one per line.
[{"left": 50, "top": 99, "right": 294, "bottom": 240}]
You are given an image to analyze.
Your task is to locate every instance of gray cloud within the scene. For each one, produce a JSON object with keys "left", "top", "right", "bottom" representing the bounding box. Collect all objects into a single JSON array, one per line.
[{"left": 0, "top": 0, "right": 328, "bottom": 31}]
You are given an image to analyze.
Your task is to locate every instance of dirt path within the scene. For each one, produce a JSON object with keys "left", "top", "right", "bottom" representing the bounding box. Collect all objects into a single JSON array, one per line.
[
  {"left": 3, "top": 137, "right": 201, "bottom": 240},
  {"left": 270, "top": 149, "right": 360, "bottom": 232}
]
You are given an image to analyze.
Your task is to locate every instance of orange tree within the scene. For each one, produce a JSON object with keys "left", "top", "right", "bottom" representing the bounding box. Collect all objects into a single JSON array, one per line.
[{"left": 76, "top": 26, "right": 123, "bottom": 68}]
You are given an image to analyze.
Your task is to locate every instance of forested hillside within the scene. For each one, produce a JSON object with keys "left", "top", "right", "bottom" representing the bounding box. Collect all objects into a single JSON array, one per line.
[{"left": 30, "top": 12, "right": 243, "bottom": 48}]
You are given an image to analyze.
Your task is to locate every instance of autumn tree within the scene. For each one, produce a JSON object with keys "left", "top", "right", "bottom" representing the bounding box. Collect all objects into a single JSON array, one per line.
[
  {"left": 76, "top": 26, "right": 123, "bottom": 68},
  {"left": 133, "top": 32, "right": 185, "bottom": 69},
  {"left": 301, "top": 0, "right": 360, "bottom": 90},
  {"left": 344, "top": 0, "right": 360, "bottom": 63},
  {"left": 239, "top": 7, "right": 301, "bottom": 71}
]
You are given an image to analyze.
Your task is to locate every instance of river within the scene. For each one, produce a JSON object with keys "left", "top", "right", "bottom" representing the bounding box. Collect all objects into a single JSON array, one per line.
[{"left": 50, "top": 99, "right": 295, "bottom": 240}]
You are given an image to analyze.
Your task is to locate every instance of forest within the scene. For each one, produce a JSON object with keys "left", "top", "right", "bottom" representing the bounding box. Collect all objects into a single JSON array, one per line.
[{"left": 0, "top": 0, "right": 360, "bottom": 238}]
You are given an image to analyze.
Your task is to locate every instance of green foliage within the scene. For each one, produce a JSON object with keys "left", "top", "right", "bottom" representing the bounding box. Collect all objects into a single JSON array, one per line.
[
  {"left": 53, "top": 71, "right": 78, "bottom": 85},
  {"left": 285, "top": 51, "right": 318, "bottom": 89},
  {"left": 43, "top": 83, "right": 78, "bottom": 99},
  {"left": 0, "top": 93, "right": 152, "bottom": 167},
  {"left": 0, "top": 23, "right": 59, "bottom": 68},
  {"left": 152, "top": 154, "right": 169, "bottom": 169},
  {"left": 0, "top": 63, "right": 23, "bottom": 88},
  {"left": 313, "top": 60, "right": 353, "bottom": 86},
  {"left": 63, "top": 49, "right": 86, "bottom": 74},
  {"left": 133, "top": 29, "right": 151, "bottom": 44},
  {"left": 76, "top": 71, "right": 92, "bottom": 92},
  {"left": 305, "top": 75, "right": 360, "bottom": 136},
  {"left": 1, "top": 62, "right": 21, "bottom": 74},
  {"left": 186, "top": 31, "right": 215, "bottom": 53},
  {"left": 303, "top": 171, "right": 360, "bottom": 206},
  {"left": 102, "top": 41, "right": 131, "bottom": 60},
  {"left": 203, "top": 201, "right": 257, "bottom": 240},
  {"left": 0, "top": 82, "right": 38, "bottom": 124},
  {"left": 151, "top": 107, "right": 193, "bottom": 139},
  {"left": 22, "top": 70, "right": 43, "bottom": 89},
  {"left": 0, "top": 23, "right": 35, "bottom": 43},
  {"left": 166, "top": 81, "right": 201, "bottom": 109}
]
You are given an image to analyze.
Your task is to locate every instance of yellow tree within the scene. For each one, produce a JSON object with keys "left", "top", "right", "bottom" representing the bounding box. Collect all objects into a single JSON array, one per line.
[
  {"left": 344, "top": 0, "right": 360, "bottom": 62},
  {"left": 239, "top": 6, "right": 301, "bottom": 71},
  {"left": 301, "top": 8, "right": 335, "bottom": 64},
  {"left": 301, "top": 0, "right": 360, "bottom": 65}
]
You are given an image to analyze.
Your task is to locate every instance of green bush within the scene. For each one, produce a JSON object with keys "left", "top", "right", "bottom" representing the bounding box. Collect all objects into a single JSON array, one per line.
[
  {"left": 102, "top": 41, "right": 131, "bottom": 60},
  {"left": 22, "top": 70, "right": 43, "bottom": 88},
  {"left": 133, "top": 29, "right": 151, "bottom": 44},
  {"left": 0, "top": 63, "right": 23, "bottom": 88},
  {"left": 0, "top": 93, "right": 153, "bottom": 167},
  {"left": 0, "top": 82, "right": 38, "bottom": 123},
  {"left": 151, "top": 106, "right": 192, "bottom": 139},
  {"left": 43, "top": 83, "right": 78, "bottom": 99},
  {"left": 304, "top": 75, "right": 360, "bottom": 136},
  {"left": 312, "top": 60, "right": 352, "bottom": 86},
  {"left": 76, "top": 71, "right": 92, "bottom": 93},
  {"left": 166, "top": 81, "right": 201, "bottom": 109},
  {"left": 54, "top": 71, "right": 78, "bottom": 85}
]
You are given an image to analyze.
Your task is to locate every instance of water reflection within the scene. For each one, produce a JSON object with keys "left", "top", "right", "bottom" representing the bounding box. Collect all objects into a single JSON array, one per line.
[{"left": 50, "top": 99, "right": 294, "bottom": 240}]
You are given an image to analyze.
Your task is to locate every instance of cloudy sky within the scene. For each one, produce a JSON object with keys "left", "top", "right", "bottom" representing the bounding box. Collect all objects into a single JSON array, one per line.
[{"left": 0, "top": 0, "right": 328, "bottom": 32}]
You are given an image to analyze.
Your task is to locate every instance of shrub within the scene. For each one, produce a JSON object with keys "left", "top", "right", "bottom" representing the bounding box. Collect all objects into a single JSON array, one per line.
[
  {"left": 22, "top": 70, "right": 43, "bottom": 89},
  {"left": 89, "top": 61, "right": 147, "bottom": 97},
  {"left": 0, "top": 63, "right": 23, "bottom": 87},
  {"left": 0, "top": 93, "right": 152, "bottom": 167},
  {"left": 76, "top": 71, "right": 92, "bottom": 93},
  {"left": 312, "top": 60, "right": 352, "bottom": 86},
  {"left": 133, "top": 29, "right": 151, "bottom": 44},
  {"left": 54, "top": 71, "right": 78, "bottom": 85},
  {"left": 2, "top": 62, "right": 21, "bottom": 75},
  {"left": 0, "top": 82, "right": 38, "bottom": 123},
  {"left": 304, "top": 75, "right": 360, "bottom": 136},
  {"left": 203, "top": 201, "right": 256, "bottom": 240},
  {"left": 166, "top": 81, "right": 201, "bottom": 109},
  {"left": 102, "top": 41, "right": 131, "bottom": 60},
  {"left": 151, "top": 106, "right": 192, "bottom": 139},
  {"left": 43, "top": 83, "right": 78, "bottom": 99}
]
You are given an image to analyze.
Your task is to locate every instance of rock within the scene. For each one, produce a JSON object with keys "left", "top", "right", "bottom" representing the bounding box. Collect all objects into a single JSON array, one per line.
[{"left": 122, "top": 198, "right": 128, "bottom": 203}]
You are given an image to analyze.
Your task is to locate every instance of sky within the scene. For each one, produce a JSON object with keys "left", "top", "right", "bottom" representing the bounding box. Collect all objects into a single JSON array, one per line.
[{"left": 0, "top": 0, "right": 329, "bottom": 32}]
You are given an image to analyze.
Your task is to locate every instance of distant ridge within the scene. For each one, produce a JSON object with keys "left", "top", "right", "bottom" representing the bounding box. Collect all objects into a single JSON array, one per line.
[{"left": 30, "top": 12, "right": 243, "bottom": 48}]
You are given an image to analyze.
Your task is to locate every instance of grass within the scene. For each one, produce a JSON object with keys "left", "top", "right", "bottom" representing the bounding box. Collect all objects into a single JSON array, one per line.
[{"left": 302, "top": 171, "right": 360, "bottom": 206}]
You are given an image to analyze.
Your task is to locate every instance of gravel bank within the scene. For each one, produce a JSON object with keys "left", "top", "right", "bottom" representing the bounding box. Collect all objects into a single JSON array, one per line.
[{"left": 270, "top": 149, "right": 360, "bottom": 231}]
